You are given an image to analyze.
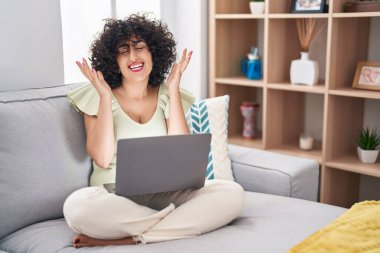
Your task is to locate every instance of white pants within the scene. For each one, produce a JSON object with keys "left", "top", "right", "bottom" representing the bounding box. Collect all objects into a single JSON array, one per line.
[{"left": 63, "top": 179, "right": 244, "bottom": 244}]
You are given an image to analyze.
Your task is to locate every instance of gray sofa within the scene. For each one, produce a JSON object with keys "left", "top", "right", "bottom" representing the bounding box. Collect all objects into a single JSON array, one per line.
[{"left": 0, "top": 83, "right": 346, "bottom": 253}]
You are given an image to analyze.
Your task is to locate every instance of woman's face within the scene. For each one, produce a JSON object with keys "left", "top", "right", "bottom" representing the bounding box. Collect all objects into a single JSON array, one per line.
[{"left": 116, "top": 37, "right": 153, "bottom": 84}]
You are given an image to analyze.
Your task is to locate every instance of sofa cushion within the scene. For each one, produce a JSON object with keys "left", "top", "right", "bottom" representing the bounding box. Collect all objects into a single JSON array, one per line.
[
  {"left": 0, "top": 192, "right": 345, "bottom": 253},
  {"left": 229, "top": 144, "right": 319, "bottom": 201},
  {"left": 187, "top": 95, "right": 233, "bottom": 181},
  {"left": 0, "top": 83, "right": 92, "bottom": 239}
]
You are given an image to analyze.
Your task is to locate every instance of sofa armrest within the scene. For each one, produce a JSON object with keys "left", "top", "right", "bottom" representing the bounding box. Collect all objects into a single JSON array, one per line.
[{"left": 228, "top": 144, "right": 319, "bottom": 202}]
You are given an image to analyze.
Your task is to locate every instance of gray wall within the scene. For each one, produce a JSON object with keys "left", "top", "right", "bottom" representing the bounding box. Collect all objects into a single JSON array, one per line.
[{"left": 0, "top": 0, "right": 64, "bottom": 92}]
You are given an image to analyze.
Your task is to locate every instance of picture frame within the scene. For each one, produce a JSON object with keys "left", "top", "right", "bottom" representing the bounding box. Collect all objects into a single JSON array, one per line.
[
  {"left": 352, "top": 62, "right": 380, "bottom": 91},
  {"left": 291, "top": 0, "right": 326, "bottom": 13}
]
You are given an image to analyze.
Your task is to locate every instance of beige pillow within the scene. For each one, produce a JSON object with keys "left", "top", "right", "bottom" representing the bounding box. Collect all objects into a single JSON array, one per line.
[{"left": 186, "top": 95, "right": 234, "bottom": 181}]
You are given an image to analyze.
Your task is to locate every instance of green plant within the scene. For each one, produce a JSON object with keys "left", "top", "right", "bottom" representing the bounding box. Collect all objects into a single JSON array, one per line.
[{"left": 357, "top": 127, "right": 380, "bottom": 150}]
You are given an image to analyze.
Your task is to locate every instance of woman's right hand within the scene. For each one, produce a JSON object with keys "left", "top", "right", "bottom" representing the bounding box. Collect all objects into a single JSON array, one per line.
[{"left": 76, "top": 58, "right": 113, "bottom": 100}]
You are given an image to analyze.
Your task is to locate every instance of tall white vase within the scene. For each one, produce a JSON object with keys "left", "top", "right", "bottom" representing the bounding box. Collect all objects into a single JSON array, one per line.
[{"left": 290, "top": 52, "right": 319, "bottom": 86}]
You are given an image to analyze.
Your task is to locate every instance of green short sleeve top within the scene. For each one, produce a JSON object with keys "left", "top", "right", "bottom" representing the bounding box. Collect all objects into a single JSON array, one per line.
[{"left": 67, "top": 83, "right": 195, "bottom": 186}]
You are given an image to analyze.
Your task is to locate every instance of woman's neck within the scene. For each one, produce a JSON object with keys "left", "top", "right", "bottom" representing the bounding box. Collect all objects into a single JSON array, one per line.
[{"left": 117, "top": 79, "right": 151, "bottom": 100}]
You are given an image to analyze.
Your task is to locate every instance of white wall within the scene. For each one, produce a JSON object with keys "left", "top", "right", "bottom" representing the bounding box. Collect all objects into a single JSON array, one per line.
[
  {"left": 116, "top": 0, "right": 160, "bottom": 18},
  {"left": 60, "top": 0, "right": 111, "bottom": 85},
  {"left": 160, "top": 0, "right": 208, "bottom": 99},
  {"left": 0, "top": 0, "right": 64, "bottom": 91}
]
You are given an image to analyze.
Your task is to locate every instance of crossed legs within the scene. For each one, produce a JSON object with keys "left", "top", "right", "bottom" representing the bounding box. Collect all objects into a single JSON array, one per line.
[{"left": 63, "top": 179, "right": 244, "bottom": 247}]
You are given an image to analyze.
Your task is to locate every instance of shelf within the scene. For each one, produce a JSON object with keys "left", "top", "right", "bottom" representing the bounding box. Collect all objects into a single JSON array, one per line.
[
  {"left": 268, "top": 13, "right": 329, "bottom": 19},
  {"left": 210, "top": 0, "right": 380, "bottom": 207},
  {"left": 329, "top": 88, "right": 380, "bottom": 100},
  {"left": 326, "top": 154, "right": 380, "bottom": 178},
  {"left": 333, "top": 12, "right": 380, "bottom": 18},
  {"left": 268, "top": 142, "right": 323, "bottom": 163},
  {"left": 267, "top": 83, "right": 326, "bottom": 94},
  {"left": 228, "top": 134, "right": 263, "bottom": 149},
  {"left": 215, "top": 14, "right": 265, "bottom": 19},
  {"left": 215, "top": 77, "right": 264, "bottom": 88}
]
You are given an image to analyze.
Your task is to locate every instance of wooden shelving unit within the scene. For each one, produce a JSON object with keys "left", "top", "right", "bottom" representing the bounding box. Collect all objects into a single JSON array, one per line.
[{"left": 209, "top": 0, "right": 380, "bottom": 208}]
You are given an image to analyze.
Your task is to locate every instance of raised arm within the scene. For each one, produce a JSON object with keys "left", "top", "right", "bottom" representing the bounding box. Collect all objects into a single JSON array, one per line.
[
  {"left": 77, "top": 59, "right": 115, "bottom": 169},
  {"left": 166, "top": 49, "right": 193, "bottom": 135}
]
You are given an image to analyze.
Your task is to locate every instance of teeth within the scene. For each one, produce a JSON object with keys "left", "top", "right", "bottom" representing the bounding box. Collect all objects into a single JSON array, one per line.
[{"left": 129, "top": 63, "right": 143, "bottom": 69}]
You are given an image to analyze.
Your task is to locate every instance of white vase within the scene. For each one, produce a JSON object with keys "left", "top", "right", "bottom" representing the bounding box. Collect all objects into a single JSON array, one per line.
[
  {"left": 290, "top": 52, "right": 319, "bottom": 86},
  {"left": 249, "top": 2, "right": 265, "bottom": 15},
  {"left": 357, "top": 147, "right": 379, "bottom": 164}
]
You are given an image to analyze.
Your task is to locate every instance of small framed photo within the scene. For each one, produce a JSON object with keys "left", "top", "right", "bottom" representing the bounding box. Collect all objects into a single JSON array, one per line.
[
  {"left": 353, "top": 62, "right": 380, "bottom": 91},
  {"left": 291, "top": 0, "right": 326, "bottom": 13}
]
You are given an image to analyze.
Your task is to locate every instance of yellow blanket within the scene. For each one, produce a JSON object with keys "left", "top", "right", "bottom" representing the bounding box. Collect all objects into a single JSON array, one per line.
[{"left": 288, "top": 201, "right": 380, "bottom": 253}]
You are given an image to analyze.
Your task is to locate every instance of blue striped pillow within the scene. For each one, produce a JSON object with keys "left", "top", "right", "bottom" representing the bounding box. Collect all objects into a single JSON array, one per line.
[{"left": 186, "top": 96, "right": 234, "bottom": 181}]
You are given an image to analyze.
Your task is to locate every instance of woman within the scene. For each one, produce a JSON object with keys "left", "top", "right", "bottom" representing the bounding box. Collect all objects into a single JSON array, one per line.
[{"left": 63, "top": 14, "right": 244, "bottom": 248}]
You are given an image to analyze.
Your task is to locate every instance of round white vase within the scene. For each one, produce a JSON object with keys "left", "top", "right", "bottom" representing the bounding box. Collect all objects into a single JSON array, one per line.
[
  {"left": 249, "top": 2, "right": 265, "bottom": 15},
  {"left": 290, "top": 52, "right": 319, "bottom": 86},
  {"left": 357, "top": 147, "right": 379, "bottom": 164}
]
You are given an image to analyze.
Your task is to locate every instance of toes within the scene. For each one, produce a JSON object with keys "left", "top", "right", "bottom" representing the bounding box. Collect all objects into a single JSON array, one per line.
[
  {"left": 73, "top": 242, "right": 87, "bottom": 248},
  {"left": 73, "top": 235, "right": 81, "bottom": 244},
  {"left": 73, "top": 234, "right": 89, "bottom": 244}
]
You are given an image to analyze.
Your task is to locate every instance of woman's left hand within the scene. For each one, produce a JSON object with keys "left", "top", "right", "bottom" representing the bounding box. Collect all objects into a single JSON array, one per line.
[{"left": 166, "top": 49, "right": 193, "bottom": 94}]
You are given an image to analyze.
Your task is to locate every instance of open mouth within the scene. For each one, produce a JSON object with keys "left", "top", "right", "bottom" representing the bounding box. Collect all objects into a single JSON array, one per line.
[{"left": 128, "top": 62, "right": 144, "bottom": 73}]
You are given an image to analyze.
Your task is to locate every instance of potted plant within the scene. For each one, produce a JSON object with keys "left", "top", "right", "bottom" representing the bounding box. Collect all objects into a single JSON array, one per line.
[
  {"left": 357, "top": 127, "right": 380, "bottom": 163},
  {"left": 250, "top": 0, "right": 265, "bottom": 15}
]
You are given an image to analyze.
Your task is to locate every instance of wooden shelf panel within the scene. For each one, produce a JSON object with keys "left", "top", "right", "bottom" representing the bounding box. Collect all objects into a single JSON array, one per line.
[
  {"left": 326, "top": 154, "right": 380, "bottom": 178},
  {"left": 215, "top": 14, "right": 265, "bottom": 19},
  {"left": 329, "top": 18, "right": 370, "bottom": 90},
  {"left": 214, "top": 19, "right": 262, "bottom": 77},
  {"left": 333, "top": 12, "right": 380, "bottom": 18},
  {"left": 215, "top": 77, "right": 264, "bottom": 88},
  {"left": 267, "top": 18, "right": 328, "bottom": 84},
  {"left": 228, "top": 135, "right": 263, "bottom": 149},
  {"left": 329, "top": 88, "right": 380, "bottom": 100},
  {"left": 268, "top": 14, "right": 329, "bottom": 19},
  {"left": 267, "top": 83, "right": 326, "bottom": 94},
  {"left": 268, "top": 142, "right": 323, "bottom": 163}
]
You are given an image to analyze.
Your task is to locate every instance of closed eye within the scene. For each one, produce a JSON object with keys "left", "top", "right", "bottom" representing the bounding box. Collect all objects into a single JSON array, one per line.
[
  {"left": 118, "top": 46, "right": 129, "bottom": 54},
  {"left": 131, "top": 40, "right": 146, "bottom": 49},
  {"left": 135, "top": 46, "right": 144, "bottom": 50},
  {"left": 133, "top": 43, "right": 145, "bottom": 50}
]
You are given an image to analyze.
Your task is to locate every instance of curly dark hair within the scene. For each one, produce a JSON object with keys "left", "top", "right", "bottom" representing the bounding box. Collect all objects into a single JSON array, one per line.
[{"left": 89, "top": 13, "right": 177, "bottom": 88}]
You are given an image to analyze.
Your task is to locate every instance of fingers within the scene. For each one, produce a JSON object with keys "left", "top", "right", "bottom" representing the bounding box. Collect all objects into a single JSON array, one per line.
[
  {"left": 91, "top": 68, "right": 99, "bottom": 80},
  {"left": 76, "top": 58, "right": 104, "bottom": 84},
  {"left": 179, "top": 48, "right": 187, "bottom": 64},
  {"left": 97, "top": 71, "right": 105, "bottom": 81},
  {"left": 76, "top": 61, "right": 89, "bottom": 80},
  {"left": 172, "top": 63, "right": 182, "bottom": 77},
  {"left": 76, "top": 58, "right": 93, "bottom": 81},
  {"left": 180, "top": 50, "right": 192, "bottom": 73}
]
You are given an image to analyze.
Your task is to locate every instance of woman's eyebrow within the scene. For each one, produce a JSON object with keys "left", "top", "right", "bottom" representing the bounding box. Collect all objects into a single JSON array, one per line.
[
  {"left": 118, "top": 43, "right": 129, "bottom": 48},
  {"left": 131, "top": 39, "right": 144, "bottom": 46}
]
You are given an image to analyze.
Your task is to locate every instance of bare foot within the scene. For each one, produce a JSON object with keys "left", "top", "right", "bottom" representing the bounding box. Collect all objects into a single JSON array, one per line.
[{"left": 72, "top": 234, "right": 138, "bottom": 248}]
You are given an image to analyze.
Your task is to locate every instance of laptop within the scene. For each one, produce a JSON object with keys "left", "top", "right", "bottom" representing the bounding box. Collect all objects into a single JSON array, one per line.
[{"left": 104, "top": 133, "right": 211, "bottom": 197}]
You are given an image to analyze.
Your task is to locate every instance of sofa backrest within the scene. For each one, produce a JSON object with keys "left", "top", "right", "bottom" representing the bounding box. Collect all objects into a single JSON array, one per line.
[{"left": 0, "top": 83, "right": 91, "bottom": 239}]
